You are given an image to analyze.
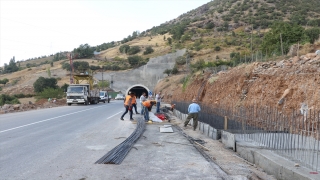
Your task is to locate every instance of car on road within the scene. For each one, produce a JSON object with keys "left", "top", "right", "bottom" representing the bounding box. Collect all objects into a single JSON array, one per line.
[
  {"left": 99, "top": 91, "right": 110, "bottom": 103},
  {"left": 115, "top": 94, "right": 125, "bottom": 100}
]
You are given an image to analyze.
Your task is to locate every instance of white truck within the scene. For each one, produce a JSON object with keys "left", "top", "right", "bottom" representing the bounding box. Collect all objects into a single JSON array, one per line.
[{"left": 66, "top": 74, "right": 100, "bottom": 106}]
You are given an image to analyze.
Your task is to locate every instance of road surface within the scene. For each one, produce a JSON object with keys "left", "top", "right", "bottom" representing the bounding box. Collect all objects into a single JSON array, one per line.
[{"left": 0, "top": 101, "right": 231, "bottom": 180}]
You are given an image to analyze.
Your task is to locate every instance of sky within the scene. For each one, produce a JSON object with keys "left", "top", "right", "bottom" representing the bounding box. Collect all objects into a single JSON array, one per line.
[{"left": 0, "top": 0, "right": 210, "bottom": 67}]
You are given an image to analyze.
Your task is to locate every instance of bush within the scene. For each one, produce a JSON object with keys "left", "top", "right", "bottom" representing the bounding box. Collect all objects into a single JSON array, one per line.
[
  {"left": 128, "top": 56, "right": 143, "bottom": 67},
  {"left": 214, "top": 46, "right": 221, "bottom": 51},
  {"left": 60, "top": 83, "right": 69, "bottom": 92},
  {"left": 119, "top": 44, "right": 130, "bottom": 53},
  {"left": 175, "top": 56, "right": 186, "bottom": 65},
  {"left": 143, "top": 46, "right": 154, "bottom": 55},
  {"left": 36, "top": 88, "right": 64, "bottom": 100},
  {"left": 13, "top": 93, "right": 34, "bottom": 98},
  {"left": 127, "top": 46, "right": 141, "bottom": 55},
  {"left": 33, "top": 77, "right": 58, "bottom": 93},
  {"left": 0, "top": 94, "right": 20, "bottom": 106}
]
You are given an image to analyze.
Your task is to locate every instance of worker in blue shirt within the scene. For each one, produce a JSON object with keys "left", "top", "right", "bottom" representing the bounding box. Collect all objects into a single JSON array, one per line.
[{"left": 184, "top": 99, "right": 201, "bottom": 131}]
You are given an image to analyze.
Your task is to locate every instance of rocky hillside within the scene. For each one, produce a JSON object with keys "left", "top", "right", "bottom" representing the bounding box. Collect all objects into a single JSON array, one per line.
[{"left": 155, "top": 50, "right": 320, "bottom": 114}]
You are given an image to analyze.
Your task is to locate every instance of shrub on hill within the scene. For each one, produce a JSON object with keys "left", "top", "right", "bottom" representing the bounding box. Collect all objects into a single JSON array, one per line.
[
  {"left": 0, "top": 78, "right": 9, "bottom": 86},
  {"left": 119, "top": 44, "right": 130, "bottom": 54},
  {"left": 127, "top": 46, "right": 141, "bottom": 55},
  {"left": 35, "top": 88, "right": 64, "bottom": 100},
  {"left": 3, "top": 57, "right": 19, "bottom": 74},
  {"left": 0, "top": 94, "right": 20, "bottom": 106},
  {"left": 261, "top": 22, "right": 308, "bottom": 56},
  {"left": 33, "top": 77, "right": 58, "bottom": 93},
  {"left": 143, "top": 46, "right": 154, "bottom": 55},
  {"left": 128, "top": 56, "right": 143, "bottom": 67}
]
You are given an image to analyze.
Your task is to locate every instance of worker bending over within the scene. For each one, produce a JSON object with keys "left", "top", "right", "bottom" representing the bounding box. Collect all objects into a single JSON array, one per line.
[{"left": 142, "top": 100, "right": 156, "bottom": 122}]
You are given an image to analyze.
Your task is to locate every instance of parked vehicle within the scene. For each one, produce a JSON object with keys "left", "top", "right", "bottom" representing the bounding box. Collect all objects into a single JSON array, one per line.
[
  {"left": 66, "top": 74, "right": 100, "bottom": 106},
  {"left": 115, "top": 94, "right": 125, "bottom": 100},
  {"left": 99, "top": 91, "right": 110, "bottom": 103}
]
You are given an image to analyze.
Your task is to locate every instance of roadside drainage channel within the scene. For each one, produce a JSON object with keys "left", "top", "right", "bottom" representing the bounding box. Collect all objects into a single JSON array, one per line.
[{"left": 173, "top": 109, "right": 319, "bottom": 180}]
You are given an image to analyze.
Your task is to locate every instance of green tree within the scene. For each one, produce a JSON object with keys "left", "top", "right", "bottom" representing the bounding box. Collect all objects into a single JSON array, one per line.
[
  {"left": 119, "top": 44, "right": 130, "bottom": 53},
  {"left": 73, "top": 44, "right": 95, "bottom": 58},
  {"left": 98, "top": 80, "right": 110, "bottom": 89},
  {"left": 127, "top": 56, "right": 143, "bottom": 67},
  {"left": 33, "top": 77, "right": 58, "bottom": 93},
  {"left": 3, "top": 56, "right": 19, "bottom": 74},
  {"left": 305, "top": 28, "right": 320, "bottom": 44},
  {"left": 62, "top": 63, "right": 71, "bottom": 71},
  {"left": 60, "top": 83, "right": 69, "bottom": 92},
  {"left": 261, "top": 22, "right": 308, "bottom": 56},
  {"left": 167, "top": 37, "right": 172, "bottom": 45},
  {"left": 163, "top": 69, "right": 171, "bottom": 76},
  {"left": 171, "top": 66, "right": 178, "bottom": 74}
]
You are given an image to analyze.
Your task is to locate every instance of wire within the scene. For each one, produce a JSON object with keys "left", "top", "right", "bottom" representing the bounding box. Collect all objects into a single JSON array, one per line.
[
  {"left": 1, "top": 17, "right": 82, "bottom": 38},
  {"left": 1, "top": 38, "right": 51, "bottom": 48}
]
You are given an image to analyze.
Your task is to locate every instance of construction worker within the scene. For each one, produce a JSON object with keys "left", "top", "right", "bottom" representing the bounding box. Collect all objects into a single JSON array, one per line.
[
  {"left": 142, "top": 100, "right": 156, "bottom": 122},
  {"left": 184, "top": 99, "right": 201, "bottom": 131},
  {"left": 120, "top": 91, "right": 135, "bottom": 121},
  {"left": 132, "top": 94, "right": 140, "bottom": 114},
  {"left": 140, "top": 92, "right": 147, "bottom": 114},
  {"left": 155, "top": 91, "right": 164, "bottom": 113}
]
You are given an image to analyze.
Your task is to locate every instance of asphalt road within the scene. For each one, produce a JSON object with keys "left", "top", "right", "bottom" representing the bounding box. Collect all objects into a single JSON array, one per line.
[{"left": 0, "top": 101, "right": 230, "bottom": 180}]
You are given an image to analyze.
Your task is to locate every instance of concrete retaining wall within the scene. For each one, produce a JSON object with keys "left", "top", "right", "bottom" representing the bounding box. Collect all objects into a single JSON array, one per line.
[{"left": 94, "top": 49, "right": 186, "bottom": 93}]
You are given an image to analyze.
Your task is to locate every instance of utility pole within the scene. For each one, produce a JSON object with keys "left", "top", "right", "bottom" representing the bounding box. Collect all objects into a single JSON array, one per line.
[
  {"left": 110, "top": 74, "right": 114, "bottom": 89},
  {"left": 69, "top": 53, "right": 73, "bottom": 84},
  {"left": 280, "top": 33, "right": 284, "bottom": 57},
  {"left": 101, "top": 68, "right": 104, "bottom": 90}
]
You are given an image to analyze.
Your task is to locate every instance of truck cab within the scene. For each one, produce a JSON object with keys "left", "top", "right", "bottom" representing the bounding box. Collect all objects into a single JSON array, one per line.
[
  {"left": 99, "top": 91, "right": 110, "bottom": 103},
  {"left": 66, "top": 84, "right": 89, "bottom": 106}
]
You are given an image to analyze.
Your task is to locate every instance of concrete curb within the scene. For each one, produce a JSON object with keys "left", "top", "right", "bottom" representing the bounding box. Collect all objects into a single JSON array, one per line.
[{"left": 237, "top": 141, "right": 320, "bottom": 180}]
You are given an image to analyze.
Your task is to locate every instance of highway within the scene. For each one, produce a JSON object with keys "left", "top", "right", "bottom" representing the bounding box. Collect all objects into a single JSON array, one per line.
[{"left": 0, "top": 101, "right": 227, "bottom": 179}]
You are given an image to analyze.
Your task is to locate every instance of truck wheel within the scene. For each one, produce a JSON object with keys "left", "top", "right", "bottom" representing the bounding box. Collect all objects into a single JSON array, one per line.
[
  {"left": 68, "top": 103, "right": 71, "bottom": 106},
  {"left": 85, "top": 101, "right": 88, "bottom": 105},
  {"left": 103, "top": 100, "right": 106, "bottom": 103}
]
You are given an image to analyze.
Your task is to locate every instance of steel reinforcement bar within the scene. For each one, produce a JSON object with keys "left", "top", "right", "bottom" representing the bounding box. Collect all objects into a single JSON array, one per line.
[{"left": 95, "top": 117, "right": 146, "bottom": 164}]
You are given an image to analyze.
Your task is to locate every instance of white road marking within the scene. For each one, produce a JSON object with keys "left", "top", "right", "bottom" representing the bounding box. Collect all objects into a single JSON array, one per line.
[
  {"left": 107, "top": 111, "right": 123, "bottom": 119},
  {"left": 0, "top": 106, "right": 120, "bottom": 134}
]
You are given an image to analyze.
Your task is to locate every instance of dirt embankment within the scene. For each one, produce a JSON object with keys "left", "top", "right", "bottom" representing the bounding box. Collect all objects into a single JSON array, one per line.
[
  {"left": 156, "top": 53, "right": 320, "bottom": 112},
  {"left": 0, "top": 99, "right": 66, "bottom": 114}
]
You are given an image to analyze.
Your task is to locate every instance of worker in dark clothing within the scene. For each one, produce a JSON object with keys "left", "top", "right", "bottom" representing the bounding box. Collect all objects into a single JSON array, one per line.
[
  {"left": 120, "top": 91, "right": 135, "bottom": 121},
  {"left": 132, "top": 94, "right": 140, "bottom": 114}
]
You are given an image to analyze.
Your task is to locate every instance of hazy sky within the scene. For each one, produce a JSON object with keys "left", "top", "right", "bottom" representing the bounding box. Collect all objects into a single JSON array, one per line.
[{"left": 0, "top": 0, "right": 210, "bottom": 66}]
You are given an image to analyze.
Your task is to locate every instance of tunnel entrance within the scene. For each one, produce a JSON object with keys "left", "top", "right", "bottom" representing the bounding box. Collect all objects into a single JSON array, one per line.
[{"left": 126, "top": 84, "right": 150, "bottom": 98}]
